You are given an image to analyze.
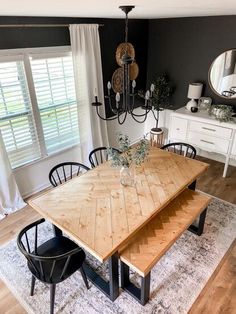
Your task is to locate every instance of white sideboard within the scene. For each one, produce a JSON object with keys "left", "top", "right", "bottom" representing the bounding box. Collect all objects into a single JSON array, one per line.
[{"left": 169, "top": 107, "right": 236, "bottom": 177}]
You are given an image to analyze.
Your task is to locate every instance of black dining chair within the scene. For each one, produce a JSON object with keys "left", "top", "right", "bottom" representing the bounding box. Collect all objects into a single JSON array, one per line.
[
  {"left": 89, "top": 146, "right": 121, "bottom": 168},
  {"left": 17, "top": 218, "right": 89, "bottom": 314},
  {"left": 161, "top": 142, "right": 197, "bottom": 159},
  {"left": 49, "top": 162, "right": 90, "bottom": 187}
]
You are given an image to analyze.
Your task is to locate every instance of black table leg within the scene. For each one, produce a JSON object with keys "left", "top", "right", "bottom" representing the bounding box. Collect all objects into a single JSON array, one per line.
[
  {"left": 188, "top": 207, "right": 208, "bottom": 236},
  {"left": 53, "top": 225, "right": 63, "bottom": 237},
  {"left": 120, "top": 261, "right": 150, "bottom": 305},
  {"left": 83, "top": 252, "right": 119, "bottom": 301},
  {"left": 188, "top": 180, "right": 196, "bottom": 191}
]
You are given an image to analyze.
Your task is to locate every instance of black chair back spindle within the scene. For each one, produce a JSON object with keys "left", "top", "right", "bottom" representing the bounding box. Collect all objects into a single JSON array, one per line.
[
  {"left": 161, "top": 142, "right": 196, "bottom": 159},
  {"left": 49, "top": 162, "right": 90, "bottom": 187},
  {"left": 89, "top": 147, "right": 121, "bottom": 168}
]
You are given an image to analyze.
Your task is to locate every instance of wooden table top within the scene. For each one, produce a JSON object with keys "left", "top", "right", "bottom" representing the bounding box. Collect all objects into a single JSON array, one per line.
[{"left": 29, "top": 147, "right": 209, "bottom": 262}]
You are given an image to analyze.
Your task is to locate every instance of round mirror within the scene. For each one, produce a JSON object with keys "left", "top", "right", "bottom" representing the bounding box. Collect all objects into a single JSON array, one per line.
[{"left": 209, "top": 49, "right": 236, "bottom": 98}]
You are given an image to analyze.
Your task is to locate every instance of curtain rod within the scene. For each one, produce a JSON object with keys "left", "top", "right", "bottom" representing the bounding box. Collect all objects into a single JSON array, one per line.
[{"left": 0, "top": 23, "right": 104, "bottom": 28}]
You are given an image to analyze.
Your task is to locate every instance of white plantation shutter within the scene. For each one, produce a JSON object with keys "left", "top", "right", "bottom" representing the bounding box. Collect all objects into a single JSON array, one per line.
[
  {"left": 30, "top": 54, "right": 79, "bottom": 154},
  {"left": 0, "top": 60, "right": 40, "bottom": 168}
]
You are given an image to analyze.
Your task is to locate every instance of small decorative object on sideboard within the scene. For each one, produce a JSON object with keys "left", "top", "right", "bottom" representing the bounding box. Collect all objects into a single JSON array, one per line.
[
  {"left": 107, "top": 134, "right": 150, "bottom": 186},
  {"left": 198, "top": 97, "right": 212, "bottom": 111},
  {"left": 209, "top": 104, "right": 235, "bottom": 122},
  {"left": 186, "top": 83, "right": 203, "bottom": 111},
  {"left": 191, "top": 107, "right": 198, "bottom": 113}
]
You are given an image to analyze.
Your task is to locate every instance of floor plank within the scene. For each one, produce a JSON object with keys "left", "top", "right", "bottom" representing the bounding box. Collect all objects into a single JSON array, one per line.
[
  {"left": 196, "top": 156, "right": 236, "bottom": 205},
  {"left": 0, "top": 157, "right": 235, "bottom": 313},
  {"left": 189, "top": 239, "right": 236, "bottom": 314}
]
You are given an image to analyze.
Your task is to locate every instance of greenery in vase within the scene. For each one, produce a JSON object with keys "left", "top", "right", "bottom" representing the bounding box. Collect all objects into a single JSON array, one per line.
[
  {"left": 107, "top": 134, "right": 150, "bottom": 168},
  {"left": 208, "top": 104, "right": 235, "bottom": 123}
]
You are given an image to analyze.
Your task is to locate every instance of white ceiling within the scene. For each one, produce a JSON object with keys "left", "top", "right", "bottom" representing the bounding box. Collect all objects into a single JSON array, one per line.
[{"left": 1, "top": 0, "right": 236, "bottom": 19}]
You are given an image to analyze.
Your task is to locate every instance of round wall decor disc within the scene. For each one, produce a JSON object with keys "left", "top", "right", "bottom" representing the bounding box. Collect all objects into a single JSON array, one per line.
[
  {"left": 129, "top": 62, "right": 139, "bottom": 81},
  {"left": 116, "top": 42, "right": 135, "bottom": 66},
  {"left": 111, "top": 68, "right": 123, "bottom": 93}
]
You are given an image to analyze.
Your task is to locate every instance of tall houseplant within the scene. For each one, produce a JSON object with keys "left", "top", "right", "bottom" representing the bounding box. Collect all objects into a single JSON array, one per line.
[
  {"left": 139, "top": 74, "right": 174, "bottom": 132},
  {"left": 150, "top": 74, "right": 174, "bottom": 132}
]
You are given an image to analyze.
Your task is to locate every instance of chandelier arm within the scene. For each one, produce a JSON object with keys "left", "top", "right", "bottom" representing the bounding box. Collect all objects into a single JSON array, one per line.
[
  {"left": 130, "top": 107, "right": 152, "bottom": 117},
  {"left": 107, "top": 96, "right": 120, "bottom": 115},
  {"left": 95, "top": 106, "right": 119, "bottom": 121},
  {"left": 130, "top": 110, "right": 148, "bottom": 123},
  {"left": 131, "top": 93, "right": 136, "bottom": 112},
  {"left": 117, "top": 109, "right": 128, "bottom": 125}
]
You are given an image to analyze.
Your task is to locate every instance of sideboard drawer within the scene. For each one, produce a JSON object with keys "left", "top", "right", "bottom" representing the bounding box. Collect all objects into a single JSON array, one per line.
[
  {"left": 170, "top": 117, "right": 187, "bottom": 140},
  {"left": 189, "top": 120, "right": 232, "bottom": 139},
  {"left": 232, "top": 137, "right": 236, "bottom": 156},
  {"left": 188, "top": 131, "right": 230, "bottom": 154}
]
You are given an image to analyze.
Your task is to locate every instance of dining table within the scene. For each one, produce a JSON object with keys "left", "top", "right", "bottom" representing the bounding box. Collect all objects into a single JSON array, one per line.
[{"left": 29, "top": 146, "right": 209, "bottom": 301}]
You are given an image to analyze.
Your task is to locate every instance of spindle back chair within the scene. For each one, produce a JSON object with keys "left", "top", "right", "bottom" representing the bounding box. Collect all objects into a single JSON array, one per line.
[
  {"left": 49, "top": 162, "right": 90, "bottom": 187},
  {"left": 161, "top": 142, "right": 196, "bottom": 159},
  {"left": 89, "top": 147, "right": 121, "bottom": 168},
  {"left": 17, "top": 218, "right": 89, "bottom": 314}
]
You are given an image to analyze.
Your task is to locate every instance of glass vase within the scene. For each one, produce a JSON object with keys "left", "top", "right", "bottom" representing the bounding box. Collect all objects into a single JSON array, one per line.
[{"left": 120, "top": 166, "right": 135, "bottom": 186}]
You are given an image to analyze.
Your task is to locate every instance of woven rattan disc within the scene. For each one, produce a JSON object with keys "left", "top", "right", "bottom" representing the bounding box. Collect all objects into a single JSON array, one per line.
[
  {"left": 111, "top": 68, "right": 123, "bottom": 93},
  {"left": 116, "top": 42, "right": 135, "bottom": 66},
  {"left": 129, "top": 62, "right": 139, "bottom": 80}
]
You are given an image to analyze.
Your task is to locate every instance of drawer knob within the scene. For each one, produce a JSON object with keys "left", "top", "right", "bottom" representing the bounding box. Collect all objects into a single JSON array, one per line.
[
  {"left": 202, "top": 127, "right": 216, "bottom": 132},
  {"left": 200, "top": 139, "right": 214, "bottom": 145},
  {"left": 176, "top": 128, "right": 180, "bottom": 130}
]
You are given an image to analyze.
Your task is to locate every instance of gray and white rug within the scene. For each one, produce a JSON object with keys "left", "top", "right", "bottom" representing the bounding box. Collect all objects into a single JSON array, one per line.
[{"left": 0, "top": 196, "right": 235, "bottom": 314}]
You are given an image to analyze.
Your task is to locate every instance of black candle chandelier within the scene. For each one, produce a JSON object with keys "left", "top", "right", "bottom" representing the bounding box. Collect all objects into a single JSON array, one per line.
[{"left": 92, "top": 5, "right": 158, "bottom": 125}]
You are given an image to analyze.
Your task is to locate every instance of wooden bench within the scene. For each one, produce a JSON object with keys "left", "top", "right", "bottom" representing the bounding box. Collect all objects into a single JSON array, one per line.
[{"left": 119, "top": 189, "right": 211, "bottom": 305}]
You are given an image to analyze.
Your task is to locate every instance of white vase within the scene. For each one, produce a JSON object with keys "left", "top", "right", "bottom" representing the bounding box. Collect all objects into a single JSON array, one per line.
[{"left": 120, "top": 166, "right": 135, "bottom": 186}]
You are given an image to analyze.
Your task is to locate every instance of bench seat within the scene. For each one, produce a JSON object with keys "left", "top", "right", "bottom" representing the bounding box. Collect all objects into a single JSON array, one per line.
[{"left": 119, "top": 189, "right": 211, "bottom": 304}]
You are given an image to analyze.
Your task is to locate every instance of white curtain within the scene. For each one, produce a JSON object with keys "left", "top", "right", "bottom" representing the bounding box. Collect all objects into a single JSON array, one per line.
[
  {"left": 69, "top": 24, "right": 109, "bottom": 165},
  {"left": 0, "top": 131, "right": 26, "bottom": 220}
]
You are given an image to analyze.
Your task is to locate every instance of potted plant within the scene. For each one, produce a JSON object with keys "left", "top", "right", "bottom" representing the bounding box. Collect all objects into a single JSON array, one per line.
[
  {"left": 149, "top": 74, "right": 174, "bottom": 132},
  {"left": 139, "top": 74, "right": 174, "bottom": 132},
  {"left": 209, "top": 104, "right": 235, "bottom": 123},
  {"left": 107, "top": 134, "right": 150, "bottom": 186}
]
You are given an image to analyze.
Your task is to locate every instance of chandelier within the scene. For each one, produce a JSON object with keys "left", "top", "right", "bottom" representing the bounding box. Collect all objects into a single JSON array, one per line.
[{"left": 92, "top": 5, "right": 158, "bottom": 125}]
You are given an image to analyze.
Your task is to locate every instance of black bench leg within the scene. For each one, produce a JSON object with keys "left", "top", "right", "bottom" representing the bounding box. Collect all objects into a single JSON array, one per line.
[
  {"left": 188, "top": 207, "right": 208, "bottom": 236},
  {"left": 120, "top": 261, "right": 130, "bottom": 288},
  {"left": 141, "top": 273, "right": 151, "bottom": 305},
  {"left": 120, "top": 261, "right": 151, "bottom": 305}
]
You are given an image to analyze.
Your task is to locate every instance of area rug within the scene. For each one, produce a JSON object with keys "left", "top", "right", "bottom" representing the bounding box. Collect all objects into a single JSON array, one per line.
[{"left": 0, "top": 196, "right": 235, "bottom": 314}]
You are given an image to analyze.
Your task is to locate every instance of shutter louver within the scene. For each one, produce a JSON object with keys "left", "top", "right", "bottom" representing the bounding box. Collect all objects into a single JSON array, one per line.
[
  {"left": 0, "top": 61, "right": 41, "bottom": 168},
  {"left": 30, "top": 55, "right": 79, "bottom": 154}
]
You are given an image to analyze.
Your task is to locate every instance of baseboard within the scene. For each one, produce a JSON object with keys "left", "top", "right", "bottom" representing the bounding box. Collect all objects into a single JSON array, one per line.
[{"left": 22, "top": 182, "right": 51, "bottom": 199}]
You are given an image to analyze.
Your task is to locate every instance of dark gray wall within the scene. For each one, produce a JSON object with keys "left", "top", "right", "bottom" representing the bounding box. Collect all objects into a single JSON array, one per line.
[
  {"left": 0, "top": 16, "right": 149, "bottom": 117},
  {"left": 147, "top": 16, "right": 236, "bottom": 109}
]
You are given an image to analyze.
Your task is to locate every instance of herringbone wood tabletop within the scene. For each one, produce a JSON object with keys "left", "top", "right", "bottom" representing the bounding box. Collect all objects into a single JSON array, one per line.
[{"left": 29, "top": 147, "right": 209, "bottom": 262}]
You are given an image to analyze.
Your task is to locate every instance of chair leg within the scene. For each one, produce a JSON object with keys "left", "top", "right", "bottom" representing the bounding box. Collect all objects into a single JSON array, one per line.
[
  {"left": 30, "top": 275, "right": 36, "bottom": 296},
  {"left": 80, "top": 266, "right": 90, "bottom": 289},
  {"left": 50, "top": 284, "right": 56, "bottom": 314}
]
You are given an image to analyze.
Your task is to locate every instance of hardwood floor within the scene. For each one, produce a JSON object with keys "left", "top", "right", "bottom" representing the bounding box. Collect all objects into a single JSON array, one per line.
[
  {"left": 0, "top": 157, "right": 235, "bottom": 313},
  {"left": 189, "top": 239, "right": 236, "bottom": 314},
  {"left": 196, "top": 156, "right": 236, "bottom": 205}
]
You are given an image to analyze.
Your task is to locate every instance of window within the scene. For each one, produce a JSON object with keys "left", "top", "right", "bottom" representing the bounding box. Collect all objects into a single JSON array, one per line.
[{"left": 0, "top": 47, "right": 79, "bottom": 169}]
